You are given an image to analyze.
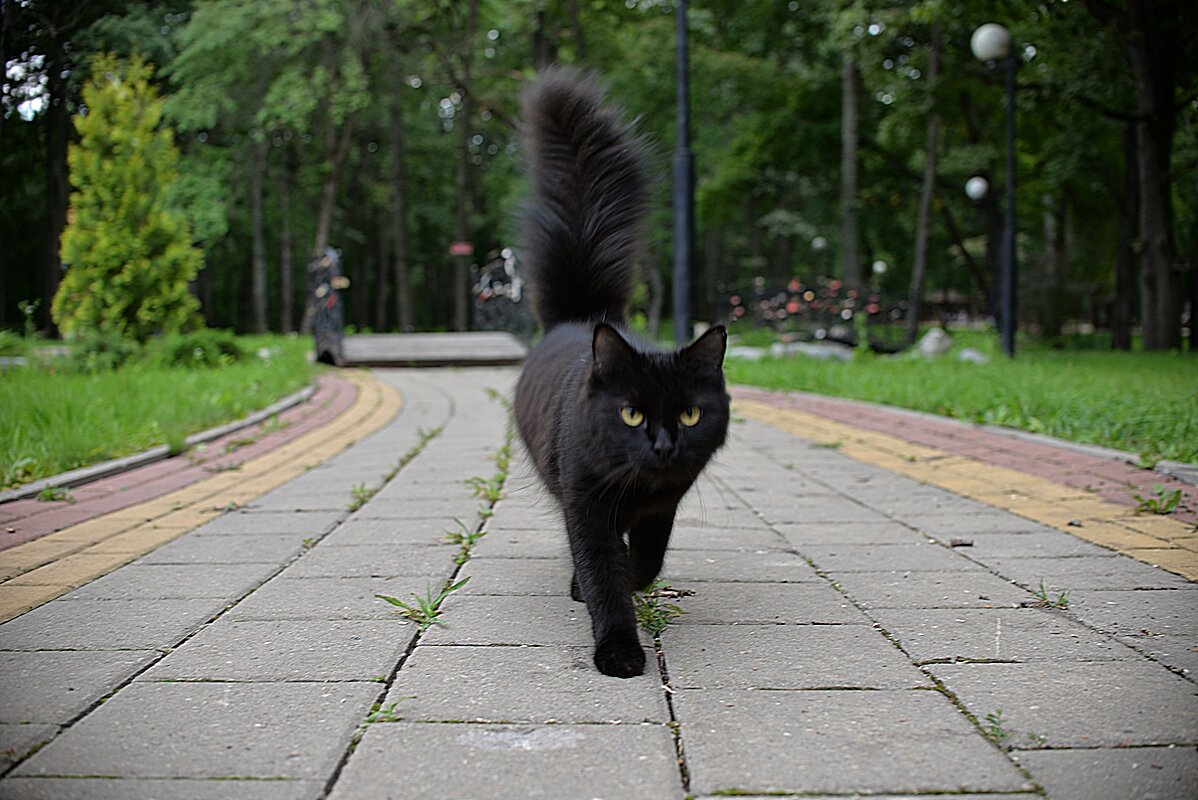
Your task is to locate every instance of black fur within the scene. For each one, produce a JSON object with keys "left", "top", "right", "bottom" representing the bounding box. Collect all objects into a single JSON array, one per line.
[{"left": 514, "top": 68, "right": 730, "bottom": 678}]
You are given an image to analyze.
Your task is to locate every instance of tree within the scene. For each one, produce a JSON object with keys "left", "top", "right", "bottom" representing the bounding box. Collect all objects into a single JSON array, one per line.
[{"left": 52, "top": 54, "right": 201, "bottom": 341}]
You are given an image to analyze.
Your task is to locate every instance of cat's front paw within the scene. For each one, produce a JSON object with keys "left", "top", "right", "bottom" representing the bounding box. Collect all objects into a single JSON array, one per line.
[{"left": 594, "top": 636, "right": 646, "bottom": 678}]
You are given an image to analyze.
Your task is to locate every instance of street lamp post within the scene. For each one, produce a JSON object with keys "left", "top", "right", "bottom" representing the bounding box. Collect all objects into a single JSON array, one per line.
[
  {"left": 673, "top": 0, "right": 694, "bottom": 345},
  {"left": 971, "top": 23, "right": 1018, "bottom": 358}
]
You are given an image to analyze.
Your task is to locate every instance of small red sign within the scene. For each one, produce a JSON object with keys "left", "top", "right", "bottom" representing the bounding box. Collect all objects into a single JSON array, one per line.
[{"left": 449, "top": 241, "right": 474, "bottom": 256}]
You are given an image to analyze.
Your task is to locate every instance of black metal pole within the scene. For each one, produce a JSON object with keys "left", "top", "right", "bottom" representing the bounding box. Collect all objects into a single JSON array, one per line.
[
  {"left": 1000, "top": 54, "right": 1017, "bottom": 357},
  {"left": 673, "top": 0, "right": 694, "bottom": 345}
]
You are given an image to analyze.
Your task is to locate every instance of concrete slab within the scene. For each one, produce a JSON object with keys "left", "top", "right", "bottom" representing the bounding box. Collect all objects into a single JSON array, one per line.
[
  {"left": 799, "top": 542, "right": 983, "bottom": 573},
  {"left": 0, "top": 650, "right": 157, "bottom": 724},
  {"left": 0, "top": 598, "right": 225, "bottom": 650},
  {"left": 828, "top": 569, "right": 1032, "bottom": 609},
  {"left": 467, "top": 525, "right": 566, "bottom": 558},
  {"left": 13, "top": 682, "right": 378, "bottom": 779},
  {"left": 661, "top": 624, "right": 928, "bottom": 690},
  {"left": 0, "top": 778, "right": 323, "bottom": 800},
  {"left": 135, "top": 533, "right": 307, "bottom": 565},
  {"left": 281, "top": 543, "right": 453, "bottom": 579},
  {"left": 674, "top": 688, "right": 1030, "bottom": 796},
  {"left": 225, "top": 575, "right": 433, "bottom": 621},
  {"left": 385, "top": 644, "right": 669, "bottom": 723},
  {"left": 342, "top": 332, "right": 527, "bottom": 367},
  {"left": 457, "top": 556, "right": 570, "bottom": 595},
  {"left": 661, "top": 549, "right": 820, "bottom": 583},
  {"left": 1014, "top": 745, "right": 1198, "bottom": 800},
  {"left": 927, "top": 661, "right": 1198, "bottom": 747},
  {"left": 1066, "top": 588, "right": 1198, "bottom": 637},
  {"left": 0, "top": 723, "right": 57, "bottom": 770},
  {"left": 328, "top": 722, "right": 682, "bottom": 800},
  {"left": 419, "top": 595, "right": 592, "bottom": 646},
  {"left": 318, "top": 517, "right": 452, "bottom": 547},
  {"left": 983, "top": 555, "right": 1191, "bottom": 591},
  {"left": 773, "top": 520, "right": 927, "bottom": 546},
  {"left": 870, "top": 607, "right": 1140, "bottom": 663},
  {"left": 675, "top": 582, "right": 864, "bottom": 625},
  {"left": 194, "top": 510, "right": 345, "bottom": 537},
  {"left": 60, "top": 563, "right": 274, "bottom": 601},
  {"left": 141, "top": 619, "right": 412, "bottom": 682}
]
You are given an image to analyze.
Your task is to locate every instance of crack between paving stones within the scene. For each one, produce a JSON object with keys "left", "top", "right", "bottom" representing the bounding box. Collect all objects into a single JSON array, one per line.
[
  {"left": 0, "top": 395, "right": 449, "bottom": 783},
  {"left": 654, "top": 635, "right": 691, "bottom": 795}
]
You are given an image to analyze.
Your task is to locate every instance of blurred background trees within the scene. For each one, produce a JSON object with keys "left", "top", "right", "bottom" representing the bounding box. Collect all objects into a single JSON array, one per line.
[{"left": 2, "top": 0, "right": 1195, "bottom": 348}]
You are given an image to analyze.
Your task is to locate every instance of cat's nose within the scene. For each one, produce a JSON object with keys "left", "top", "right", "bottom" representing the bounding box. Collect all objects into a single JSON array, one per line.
[{"left": 652, "top": 428, "right": 674, "bottom": 459}]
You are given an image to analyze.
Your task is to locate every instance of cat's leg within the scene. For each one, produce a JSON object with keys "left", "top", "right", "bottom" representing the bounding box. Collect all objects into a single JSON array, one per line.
[
  {"left": 564, "top": 513, "right": 645, "bottom": 678},
  {"left": 627, "top": 508, "right": 676, "bottom": 591}
]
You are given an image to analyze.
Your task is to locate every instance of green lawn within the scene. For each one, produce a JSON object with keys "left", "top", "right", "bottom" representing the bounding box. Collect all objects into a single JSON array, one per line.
[
  {"left": 725, "top": 329, "right": 1198, "bottom": 465},
  {"left": 1, "top": 334, "right": 316, "bottom": 489}
]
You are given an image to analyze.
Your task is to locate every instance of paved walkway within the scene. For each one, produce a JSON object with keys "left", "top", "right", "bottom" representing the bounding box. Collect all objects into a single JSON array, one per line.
[{"left": 1, "top": 368, "right": 1195, "bottom": 799}]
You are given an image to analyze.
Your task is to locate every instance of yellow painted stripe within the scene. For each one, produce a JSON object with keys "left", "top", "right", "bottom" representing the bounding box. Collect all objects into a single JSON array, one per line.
[
  {"left": 0, "top": 371, "right": 402, "bottom": 622},
  {"left": 735, "top": 399, "right": 1198, "bottom": 581}
]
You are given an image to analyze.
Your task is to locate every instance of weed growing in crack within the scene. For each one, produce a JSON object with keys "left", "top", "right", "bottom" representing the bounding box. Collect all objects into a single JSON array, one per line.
[
  {"left": 377, "top": 577, "right": 470, "bottom": 631},
  {"left": 1031, "top": 579, "right": 1070, "bottom": 609},
  {"left": 635, "top": 580, "right": 690, "bottom": 635},
  {"left": 365, "top": 701, "right": 403, "bottom": 723},
  {"left": 445, "top": 517, "right": 486, "bottom": 565},
  {"left": 36, "top": 485, "right": 73, "bottom": 503},
  {"left": 348, "top": 483, "right": 376, "bottom": 511},
  {"left": 983, "top": 709, "right": 1010, "bottom": 745},
  {"left": 1133, "top": 484, "right": 1182, "bottom": 515}
]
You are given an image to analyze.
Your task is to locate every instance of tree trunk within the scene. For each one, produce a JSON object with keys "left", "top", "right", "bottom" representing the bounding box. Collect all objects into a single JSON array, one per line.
[
  {"left": 1038, "top": 193, "right": 1067, "bottom": 341},
  {"left": 1111, "top": 127, "right": 1138, "bottom": 350},
  {"left": 839, "top": 53, "right": 862, "bottom": 290},
  {"left": 277, "top": 165, "right": 294, "bottom": 334},
  {"left": 375, "top": 206, "right": 389, "bottom": 331},
  {"left": 569, "top": 0, "right": 587, "bottom": 62},
  {"left": 647, "top": 265, "right": 664, "bottom": 341},
  {"left": 452, "top": 0, "right": 480, "bottom": 332},
  {"left": 904, "top": 28, "right": 941, "bottom": 347},
  {"left": 250, "top": 143, "right": 268, "bottom": 333},
  {"left": 42, "top": 40, "right": 69, "bottom": 335},
  {"left": 390, "top": 76, "right": 413, "bottom": 332},
  {"left": 312, "top": 113, "right": 355, "bottom": 260}
]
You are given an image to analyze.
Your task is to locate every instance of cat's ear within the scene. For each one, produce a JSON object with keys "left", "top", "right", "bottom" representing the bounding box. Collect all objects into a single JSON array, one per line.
[
  {"left": 592, "top": 322, "right": 635, "bottom": 377},
  {"left": 684, "top": 325, "right": 727, "bottom": 371}
]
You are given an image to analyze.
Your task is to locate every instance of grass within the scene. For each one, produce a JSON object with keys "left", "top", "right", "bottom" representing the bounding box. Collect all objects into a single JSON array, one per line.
[
  {"left": 0, "top": 334, "right": 315, "bottom": 489},
  {"left": 1031, "top": 579, "right": 1070, "bottom": 609},
  {"left": 634, "top": 580, "right": 689, "bottom": 635},
  {"left": 725, "top": 327, "right": 1198, "bottom": 465},
  {"left": 376, "top": 577, "right": 470, "bottom": 631},
  {"left": 1133, "top": 484, "right": 1183, "bottom": 515}
]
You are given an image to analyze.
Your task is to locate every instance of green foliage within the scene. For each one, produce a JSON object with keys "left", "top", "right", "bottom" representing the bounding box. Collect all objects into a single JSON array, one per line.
[
  {"left": 66, "top": 330, "right": 144, "bottom": 372},
  {"left": 376, "top": 578, "right": 471, "bottom": 632},
  {"left": 1132, "top": 485, "right": 1183, "bottom": 516},
  {"left": 147, "top": 329, "right": 244, "bottom": 368},
  {"left": 635, "top": 580, "right": 689, "bottom": 636},
  {"left": 52, "top": 54, "right": 202, "bottom": 343}
]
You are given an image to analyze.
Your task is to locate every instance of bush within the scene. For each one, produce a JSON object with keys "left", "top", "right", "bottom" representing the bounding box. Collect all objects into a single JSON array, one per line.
[
  {"left": 65, "top": 330, "right": 143, "bottom": 372},
  {"left": 148, "top": 329, "right": 244, "bottom": 368}
]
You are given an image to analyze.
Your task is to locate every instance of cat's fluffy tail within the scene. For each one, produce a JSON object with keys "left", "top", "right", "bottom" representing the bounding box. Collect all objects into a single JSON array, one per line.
[{"left": 520, "top": 67, "right": 647, "bottom": 331}]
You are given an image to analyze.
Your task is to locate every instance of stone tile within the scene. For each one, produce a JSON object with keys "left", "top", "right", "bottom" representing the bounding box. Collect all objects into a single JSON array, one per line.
[
  {"left": 419, "top": 595, "right": 592, "bottom": 646},
  {"left": 1066, "top": 588, "right": 1198, "bottom": 638},
  {"left": 983, "top": 555, "right": 1191, "bottom": 591},
  {"left": 661, "top": 549, "right": 820, "bottom": 583},
  {"left": 1134, "top": 633, "right": 1198, "bottom": 678},
  {"left": 467, "top": 526, "right": 566, "bottom": 559},
  {"left": 0, "top": 599, "right": 225, "bottom": 650},
  {"left": 457, "top": 557, "right": 570, "bottom": 596},
  {"left": 281, "top": 543, "right": 453, "bottom": 579},
  {"left": 675, "top": 688, "right": 1030, "bottom": 795},
  {"left": 318, "top": 517, "right": 450, "bottom": 547},
  {"left": 0, "top": 723, "right": 57, "bottom": 770},
  {"left": 61, "top": 563, "right": 274, "bottom": 601},
  {"left": 830, "top": 569, "right": 1031, "bottom": 609},
  {"left": 385, "top": 645, "right": 668, "bottom": 722},
  {"left": 800, "top": 542, "right": 982, "bottom": 573},
  {"left": 194, "top": 510, "right": 345, "bottom": 537},
  {"left": 1014, "top": 746, "right": 1198, "bottom": 800},
  {"left": 755, "top": 503, "right": 894, "bottom": 526},
  {"left": 927, "top": 661, "right": 1198, "bottom": 747},
  {"left": 774, "top": 520, "right": 925, "bottom": 546},
  {"left": 871, "top": 607, "right": 1138, "bottom": 663},
  {"left": 661, "top": 624, "right": 927, "bottom": 689},
  {"left": 924, "top": 529, "right": 1116, "bottom": 559},
  {"left": 327, "top": 722, "right": 682, "bottom": 800},
  {"left": 225, "top": 575, "right": 438, "bottom": 621},
  {"left": 677, "top": 582, "right": 864, "bottom": 625},
  {"left": 0, "top": 650, "right": 157, "bottom": 724},
  {"left": 135, "top": 533, "right": 307, "bottom": 565},
  {"left": 911, "top": 514, "right": 1056, "bottom": 536},
  {"left": 0, "top": 777, "right": 323, "bottom": 800},
  {"left": 671, "top": 525, "right": 784, "bottom": 551},
  {"left": 13, "top": 682, "right": 378, "bottom": 779},
  {"left": 141, "top": 619, "right": 412, "bottom": 681}
]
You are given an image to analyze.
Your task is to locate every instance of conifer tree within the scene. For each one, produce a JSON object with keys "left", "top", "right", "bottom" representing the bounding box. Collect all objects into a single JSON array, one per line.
[{"left": 52, "top": 54, "right": 202, "bottom": 342}]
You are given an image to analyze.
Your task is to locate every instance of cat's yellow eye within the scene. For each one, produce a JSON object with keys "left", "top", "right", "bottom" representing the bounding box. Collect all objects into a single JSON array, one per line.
[
  {"left": 679, "top": 406, "right": 701, "bottom": 427},
  {"left": 620, "top": 406, "right": 644, "bottom": 427}
]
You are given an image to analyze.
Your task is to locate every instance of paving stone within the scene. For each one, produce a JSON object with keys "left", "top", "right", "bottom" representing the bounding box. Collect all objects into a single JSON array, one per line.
[
  {"left": 0, "top": 599, "right": 225, "bottom": 650},
  {"left": 385, "top": 644, "right": 668, "bottom": 722},
  {"left": 870, "top": 607, "right": 1139, "bottom": 663},
  {"left": 983, "top": 555, "right": 1191, "bottom": 591},
  {"left": 671, "top": 525, "right": 787, "bottom": 551},
  {"left": 0, "top": 723, "right": 57, "bottom": 770},
  {"left": 195, "top": 510, "right": 344, "bottom": 537},
  {"left": 799, "top": 542, "right": 983, "bottom": 572},
  {"left": 756, "top": 502, "right": 894, "bottom": 526},
  {"left": 923, "top": 529, "right": 1117, "bottom": 559},
  {"left": 13, "top": 682, "right": 378, "bottom": 779},
  {"left": 351, "top": 497, "right": 478, "bottom": 520},
  {"left": 467, "top": 526, "right": 566, "bottom": 558},
  {"left": 692, "top": 796, "right": 1042, "bottom": 800},
  {"left": 927, "top": 661, "right": 1198, "bottom": 747},
  {"left": 0, "top": 777, "right": 323, "bottom": 800},
  {"left": 774, "top": 520, "right": 926, "bottom": 546},
  {"left": 1134, "top": 633, "right": 1198, "bottom": 678},
  {"left": 327, "top": 722, "right": 682, "bottom": 800},
  {"left": 61, "top": 563, "right": 274, "bottom": 601},
  {"left": 419, "top": 595, "right": 593, "bottom": 646},
  {"left": 829, "top": 569, "right": 1031, "bottom": 609},
  {"left": 674, "top": 504, "right": 758, "bottom": 530},
  {"left": 318, "top": 517, "right": 450, "bottom": 547},
  {"left": 911, "top": 514, "right": 1056, "bottom": 536},
  {"left": 135, "top": 533, "right": 307, "bottom": 565},
  {"left": 1066, "top": 588, "right": 1198, "bottom": 638},
  {"left": 675, "top": 688, "right": 1030, "bottom": 795},
  {"left": 0, "top": 650, "right": 157, "bottom": 724},
  {"left": 141, "top": 619, "right": 412, "bottom": 681},
  {"left": 281, "top": 543, "right": 453, "bottom": 578},
  {"left": 1013, "top": 746, "right": 1198, "bottom": 800},
  {"left": 457, "top": 556, "right": 570, "bottom": 595},
  {"left": 677, "top": 582, "right": 864, "bottom": 625},
  {"left": 661, "top": 549, "right": 820, "bottom": 583},
  {"left": 243, "top": 493, "right": 349, "bottom": 512},
  {"left": 224, "top": 575, "right": 433, "bottom": 621},
  {"left": 661, "top": 624, "right": 927, "bottom": 689}
]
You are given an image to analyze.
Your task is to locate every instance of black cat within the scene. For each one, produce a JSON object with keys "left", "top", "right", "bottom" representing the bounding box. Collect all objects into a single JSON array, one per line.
[{"left": 513, "top": 68, "right": 730, "bottom": 678}]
